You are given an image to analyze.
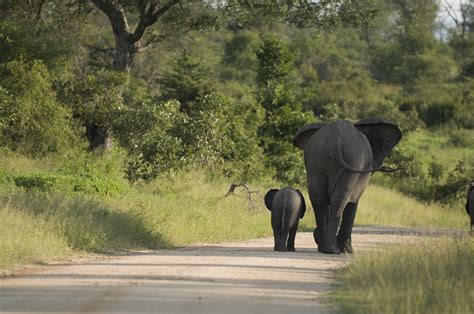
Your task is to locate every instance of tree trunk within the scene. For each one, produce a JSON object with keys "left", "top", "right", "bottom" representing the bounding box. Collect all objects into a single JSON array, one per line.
[
  {"left": 85, "top": 122, "right": 113, "bottom": 152},
  {"left": 113, "top": 33, "right": 138, "bottom": 73}
]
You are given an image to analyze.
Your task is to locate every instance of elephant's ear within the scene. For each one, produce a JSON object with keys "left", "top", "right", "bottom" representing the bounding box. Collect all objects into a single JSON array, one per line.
[
  {"left": 354, "top": 118, "right": 402, "bottom": 169},
  {"left": 293, "top": 122, "right": 327, "bottom": 150},
  {"left": 296, "top": 189, "right": 306, "bottom": 219},
  {"left": 264, "top": 189, "right": 279, "bottom": 211}
]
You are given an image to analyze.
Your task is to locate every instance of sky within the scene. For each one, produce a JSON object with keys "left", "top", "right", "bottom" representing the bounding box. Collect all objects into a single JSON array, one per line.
[
  {"left": 437, "top": 0, "right": 464, "bottom": 26},
  {"left": 436, "top": 0, "right": 466, "bottom": 39}
]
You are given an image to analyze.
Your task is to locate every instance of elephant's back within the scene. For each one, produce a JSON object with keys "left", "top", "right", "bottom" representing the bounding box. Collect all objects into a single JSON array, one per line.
[
  {"left": 273, "top": 188, "right": 302, "bottom": 211},
  {"left": 304, "top": 120, "right": 372, "bottom": 171}
]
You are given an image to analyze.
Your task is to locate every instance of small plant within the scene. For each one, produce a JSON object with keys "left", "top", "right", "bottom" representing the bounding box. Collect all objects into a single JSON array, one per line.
[
  {"left": 13, "top": 173, "right": 57, "bottom": 191},
  {"left": 447, "top": 129, "right": 474, "bottom": 148}
]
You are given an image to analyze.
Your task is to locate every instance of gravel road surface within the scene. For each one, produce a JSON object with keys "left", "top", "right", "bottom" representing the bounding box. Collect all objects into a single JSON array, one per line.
[{"left": 1, "top": 227, "right": 456, "bottom": 314}]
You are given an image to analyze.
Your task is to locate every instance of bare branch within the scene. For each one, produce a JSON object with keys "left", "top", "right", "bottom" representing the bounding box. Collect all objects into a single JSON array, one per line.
[
  {"left": 132, "top": 0, "right": 179, "bottom": 43},
  {"left": 226, "top": 183, "right": 259, "bottom": 209},
  {"left": 444, "top": 0, "right": 460, "bottom": 29}
]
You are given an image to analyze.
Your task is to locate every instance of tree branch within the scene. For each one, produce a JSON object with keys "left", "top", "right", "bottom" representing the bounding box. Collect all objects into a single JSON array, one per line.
[
  {"left": 132, "top": 0, "right": 180, "bottom": 43},
  {"left": 91, "top": 0, "right": 130, "bottom": 38},
  {"left": 35, "top": 0, "right": 46, "bottom": 23},
  {"left": 226, "top": 183, "right": 259, "bottom": 209},
  {"left": 444, "top": 0, "right": 460, "bottom": 29}
]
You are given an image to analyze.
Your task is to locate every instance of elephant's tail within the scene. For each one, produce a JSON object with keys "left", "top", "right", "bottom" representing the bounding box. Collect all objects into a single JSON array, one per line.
[
  {"left": 281, "top": 192, "right": 287, "bottom": 233},
  {"left": 335, "top": 138, "right": 400, "bottom": 173}
]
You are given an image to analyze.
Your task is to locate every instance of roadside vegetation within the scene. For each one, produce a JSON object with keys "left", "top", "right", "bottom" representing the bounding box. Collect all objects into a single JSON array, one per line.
[
  {"left": 333, "top": 237, "right": 474, "bottom": 314},
  {"left": 0, "top": 149, "right": 468, "bottom": 269},
  {"left": 0, "top": 152, "right": 275, "bottom": 269}
]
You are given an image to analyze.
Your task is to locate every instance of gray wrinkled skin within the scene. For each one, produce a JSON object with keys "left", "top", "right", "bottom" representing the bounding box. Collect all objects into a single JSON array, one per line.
[
  {"left": 467, "top": 182, "right": 474, "bottom": 230},
  {"left": 265, "top": 187, "right": 306, "bottom": 252},
  {"left": 294, "top": 119, "right": 402, "bottom": 254}
]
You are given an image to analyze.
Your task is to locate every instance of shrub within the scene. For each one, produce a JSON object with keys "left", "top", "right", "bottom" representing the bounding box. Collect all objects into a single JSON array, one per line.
[
  {"left": 114, "top": 100, "right": 188, "bottom": 181},
  {"left": 0, "top": 59, "right": 74, "bottom": 156},
  {"left": 419, "top": 102, "right": 457, "bottom": 126},
  {"left": 13, "top": 174, "right": 57, "bottom": 191},
  {"left": 447, "top": 129, "right": 474, "bottom": 148},
  {"left": 183, "top": 93, "right": 265, "bottom": 184},
  {"left": 159, "top": 50, "right": 216, "bottom": 113},
  {"left": 6, "top": 171, "right": 125, "bottom": 196}
]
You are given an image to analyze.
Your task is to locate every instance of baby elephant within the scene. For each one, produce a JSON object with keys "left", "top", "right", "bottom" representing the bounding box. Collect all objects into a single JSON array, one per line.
[{"left": 264, "top": 187, "right": 306, "bottom": 252}]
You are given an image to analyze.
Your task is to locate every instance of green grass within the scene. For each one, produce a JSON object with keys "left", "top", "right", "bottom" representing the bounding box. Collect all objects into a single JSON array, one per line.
[
  {"left": 0, "top": 169, "right": 273, "bottom": 269},
  {"left": 404, "top": 128, "right": 474, "bottom": 169},
  {"left": 0, "top": 192, "right": 70, "bottom": 269},
  {"left": 356, "top": 184, "right": 467, "bottom": 229},
  {"left": 4, "top": 169, "right": 465, "bottom": 269},
  {"left": 333, "top": 237, "right": 474, "bottom": 314}
]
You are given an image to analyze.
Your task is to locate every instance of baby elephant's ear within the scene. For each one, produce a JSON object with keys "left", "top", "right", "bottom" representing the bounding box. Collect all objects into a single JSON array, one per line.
[
  {"left": 296, "top": 189, "right": 306, "bottom": 218},
  {"left": 264, "top": 189, "right": 279, "bottom": 211}
]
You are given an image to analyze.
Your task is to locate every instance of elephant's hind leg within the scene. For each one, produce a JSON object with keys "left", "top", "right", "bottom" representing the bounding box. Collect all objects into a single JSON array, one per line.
[
  {"left": 308, "top": 174, "right": 340, "bottom": 254},
  {"left": 286, "top": 222, "right": 298, "bottom": 252},
  {"left": 337, "top": 202, "right": 358, "bottom": 254}
]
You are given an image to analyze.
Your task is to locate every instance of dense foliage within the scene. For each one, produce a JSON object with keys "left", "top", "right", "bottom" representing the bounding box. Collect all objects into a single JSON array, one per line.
[{"left": 0, "top": 0, "right": 473, "bottom": 206}]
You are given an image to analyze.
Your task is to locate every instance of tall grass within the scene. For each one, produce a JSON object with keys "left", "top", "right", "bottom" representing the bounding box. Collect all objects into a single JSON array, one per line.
[
  {"left": 333, "top": 237, "right": 474, "bottom": 314},
  {"left": 0, "top": 170, "right": 273, "bottom": 269},
  {"left": 357, "top": 184, "right": 467, "bottom": 229},
  {"left": 405, "top": 128, "right": 474, "bottom": 168},
  {"left": 0, "top": 191, "right": 69, "bottom": 269}
]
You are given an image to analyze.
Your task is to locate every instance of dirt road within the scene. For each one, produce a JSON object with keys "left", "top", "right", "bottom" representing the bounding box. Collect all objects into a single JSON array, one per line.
[{"left": 0, "top": 229, "right": 431, "bottom": 314}]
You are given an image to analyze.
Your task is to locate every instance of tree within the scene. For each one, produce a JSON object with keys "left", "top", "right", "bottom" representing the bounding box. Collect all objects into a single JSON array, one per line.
[
  {"left": 371, "top": 0, "right": 452, "bottom": 86},
  {"left": 256, "top": 35, "right": 313, "bottom": 184},
  {"left": 87, "top": 0, "right": 381, "bottom": 151},
  {"left": 159, "top": 50, "right": 215, "bottom": 113},
  {"left": 0, "top": 1, "right": 83, "bottom": 155},
  {"left": 446, "top": 0, "right": 474, "bottom": 77},
  {"left": 85, "top": 0, "right": 219, "bottom": 151},
  {"left": 0, "top": 59, "right": 74, "bottom": 156},
  {"left": 444, "top": 0, "right": 474, "bottom": 40},
  {"left": 225, "top": 0, "right": 380, "bottom": 30}
]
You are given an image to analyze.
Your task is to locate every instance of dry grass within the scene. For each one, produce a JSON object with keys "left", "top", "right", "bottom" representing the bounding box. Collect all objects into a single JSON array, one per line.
[{"left": 333, "top": 237, "right": 474, "bottom": 314}]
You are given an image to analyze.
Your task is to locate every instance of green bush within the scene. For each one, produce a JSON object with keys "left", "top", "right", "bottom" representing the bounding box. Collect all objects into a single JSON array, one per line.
[
  {"left": 447, "top": 129, "right": 474, "bottom": 148},
  {"left": 65, "top": 68, "right": 128, "bottom": 135},
  {"left": 6, "top": 171, "right": 125, "bottom": 196},
  {"left": 159, "top": 50, "right": 216, "bottom": 112},
  {"left": 419, "top": 102, "right": 457, "bottom": 126},
  {"left": 13, "top": 174, "right": 57, "bottom": 191},
  {"left": 114, "top": 100, "right": 187, "bottom": 181},
  {"left": 0, "top": 59, "right": 75, "bottom": 156},
  {"left": 183, "top": 93, "right": 265, "bottom": 184}
]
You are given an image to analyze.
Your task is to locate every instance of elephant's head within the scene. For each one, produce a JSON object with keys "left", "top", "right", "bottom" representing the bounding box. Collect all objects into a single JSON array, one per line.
[
  {"left": 293, "top": 118, "right": 402, "bottom": 170},
  {"left": 264, "top": 188, "right": 306, "bottom": 219}
]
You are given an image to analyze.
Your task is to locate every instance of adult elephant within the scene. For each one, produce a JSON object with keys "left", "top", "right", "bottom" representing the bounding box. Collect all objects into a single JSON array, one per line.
[
  {"left": 466, "top": 181, "right": 474, "bottom": 230},
  {"left": 293, "top": 118, "right": 402, "bottom": 254}
]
